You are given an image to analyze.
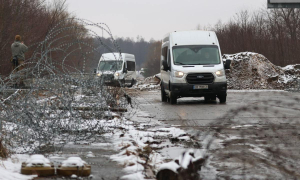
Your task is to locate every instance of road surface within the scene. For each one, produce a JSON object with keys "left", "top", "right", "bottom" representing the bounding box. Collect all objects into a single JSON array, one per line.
[
  {"left": 135, "top": 90, "right": 299, "bottom": 128},
  {"left": 133, "top": 89, "right": 300, "bottom": 179}
]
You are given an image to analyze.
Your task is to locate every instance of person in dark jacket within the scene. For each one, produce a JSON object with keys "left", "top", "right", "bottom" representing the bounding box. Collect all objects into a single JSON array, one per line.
[{"left": 11, "top": 35, "right": 28, "bottom": 87}]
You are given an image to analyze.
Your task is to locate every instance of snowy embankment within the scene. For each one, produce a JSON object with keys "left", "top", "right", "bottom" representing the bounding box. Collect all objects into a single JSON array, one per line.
[
  {"left": 132, "top": 74, "right": 161, "bottom": 91},
  {"left": 224, "top": 52, "right": 300, "bottom": 90}
]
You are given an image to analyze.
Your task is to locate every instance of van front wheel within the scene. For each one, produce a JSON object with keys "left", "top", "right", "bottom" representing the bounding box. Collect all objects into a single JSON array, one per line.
[
  {"left": 205, "top": 96, "right": 216, "bottom": 102},
  {"left": 161, "top": 84, "right": 167, "bottom": 102},
  {"left": 218, "top": 94, "right": 227, "bottom": 103},
  {"left": 170, "top": 91, "right": 177, "bottom": 104},
  {"left": 128, "top": 79, "right": 135, "bottom": 87}
]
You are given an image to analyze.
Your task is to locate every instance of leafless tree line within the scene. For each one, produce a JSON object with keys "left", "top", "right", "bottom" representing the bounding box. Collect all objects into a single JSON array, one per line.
[
  {"left": 113, "top": 8, "right": 300, "bottom": 78},
  {"left": 0, "top": 0, "right": 91, "bottom": 76},
  {"left": 204, "top": 8, "right": 300, "bottom": 66},
  {"left": 142, "top": 40, "right": 162, "bottom": 77},
  {"left": 143, "top": 8, "right": 300, "bottom": 77}
]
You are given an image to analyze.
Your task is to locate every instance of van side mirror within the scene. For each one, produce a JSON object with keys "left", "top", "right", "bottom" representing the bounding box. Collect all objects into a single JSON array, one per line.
[
  {"left": 94, "top": 68, "right": 97, "bottom": 74},
  {"left": 161, "top": 60, "right": 169, "bottom": 71},
  {"left": 224, "top": 60, "right": 231, "bottom": 70}
]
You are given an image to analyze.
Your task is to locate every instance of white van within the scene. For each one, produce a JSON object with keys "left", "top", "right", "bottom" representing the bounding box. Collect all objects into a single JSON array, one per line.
[
  {"left": 160, "top": 31, "right": 231, "bottom": 104},
  {"left": 96, "top": 53, "right": 136, "bottom": 87}
]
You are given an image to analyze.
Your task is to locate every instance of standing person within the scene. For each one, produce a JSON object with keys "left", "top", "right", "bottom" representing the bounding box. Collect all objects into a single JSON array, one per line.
[{"left": 11, "top": 35, "right": 28, "bottom": 88}]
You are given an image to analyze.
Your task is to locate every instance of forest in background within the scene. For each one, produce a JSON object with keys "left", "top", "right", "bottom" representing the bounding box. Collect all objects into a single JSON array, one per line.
[
  {"left": 0, "top": 0, "right": 87, "bottom": 76},
  {"left": 0, "top": 0, "right": 156, "bottom": 76},
  {"left": 1, "top": 0, "right": 300, "bottom": 77},
  {"left": 202, "top": 8, "right": 300, "bottom": 67},
  {"left": 143, "top": 8, "right": 300, "bottom": 77}
]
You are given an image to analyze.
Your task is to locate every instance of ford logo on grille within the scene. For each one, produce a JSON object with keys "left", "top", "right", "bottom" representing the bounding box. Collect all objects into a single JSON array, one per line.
[{"left": 197, "top": 75, "right": 204, "bottom": 78}]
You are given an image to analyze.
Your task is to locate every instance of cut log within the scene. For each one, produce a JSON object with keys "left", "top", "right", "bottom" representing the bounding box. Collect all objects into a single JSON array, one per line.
[{"left": 21, "top": 162, "right": 55, "bottom": 177}]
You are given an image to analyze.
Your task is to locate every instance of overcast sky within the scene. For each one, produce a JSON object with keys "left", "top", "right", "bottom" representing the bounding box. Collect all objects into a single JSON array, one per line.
[{"left": 67, "top": 0, "right": 267, "bottom": 41}]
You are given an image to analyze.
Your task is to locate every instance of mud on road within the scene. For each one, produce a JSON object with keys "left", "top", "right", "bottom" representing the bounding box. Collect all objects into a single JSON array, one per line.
[{"left": 131, "top": 89, "right": 300, "bottom": 179}]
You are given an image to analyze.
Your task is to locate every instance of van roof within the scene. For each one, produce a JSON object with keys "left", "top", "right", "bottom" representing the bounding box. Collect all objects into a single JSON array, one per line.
[
  {"left": 163, "top": 30, "right": 219, "bottom": 46},
  {"left": 101, "top": 53, "right": 135, "bottom": 61}
]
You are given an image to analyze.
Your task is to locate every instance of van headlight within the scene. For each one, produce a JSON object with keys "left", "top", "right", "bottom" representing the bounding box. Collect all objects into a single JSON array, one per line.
[
  {"left": 115, "top": 72, "right": 120, "bottom": 77},
  {"left": 96, "top": 72, "right": 102, "bottom": 77},
  {"left": 215, "top": 69, "right": 225, "bottom": 77},
  {"left": 174, "top": 71, "right": 184, "bottom": 78}
]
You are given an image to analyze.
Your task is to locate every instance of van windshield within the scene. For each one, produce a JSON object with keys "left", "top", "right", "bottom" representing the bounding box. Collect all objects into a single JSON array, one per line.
[
  {"left": 172, "top": 45, "right": 220, "bottom": 65},
  {"left": 98, "top": 61, "right": 123, "bottom": 71}
]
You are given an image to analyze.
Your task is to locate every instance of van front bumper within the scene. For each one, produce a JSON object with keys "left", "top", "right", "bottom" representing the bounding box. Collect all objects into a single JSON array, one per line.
[
  {"left": 101, "top": 79, "right": 131, "bottom": 87},
  {"left": 170, "top": 82, "right": 227, "bottom": 97},
  {"left": 104, "top": 79, "right": 123, "bottom": 86}
]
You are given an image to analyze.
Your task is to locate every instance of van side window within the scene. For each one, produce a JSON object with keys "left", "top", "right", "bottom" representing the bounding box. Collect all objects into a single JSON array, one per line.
[
  {"left": 126, "top": 61, "right": 135, "bottom": 71},
  {"left": 162, "top": 47, "right": 168, "bottom": 60},
  {"left": 132, "top": 62, "right": 136, "bottom": 71}
]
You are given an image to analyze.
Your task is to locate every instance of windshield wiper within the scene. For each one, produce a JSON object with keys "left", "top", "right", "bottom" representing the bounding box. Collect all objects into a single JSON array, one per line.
[
  {"left": 176, "top": 62, "right": 187, "bottom": 65},
  {"left": 194, "top": 63, "right": 216, "bottom": 65}
]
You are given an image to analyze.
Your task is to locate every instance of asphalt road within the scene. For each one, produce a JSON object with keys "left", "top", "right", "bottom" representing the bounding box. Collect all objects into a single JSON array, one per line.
[
  {"left": 135, "top": 90, "right": 300, "bottom": 130},
  {"left": 134, "top": 89, "right": 300, "bottom": 179}
]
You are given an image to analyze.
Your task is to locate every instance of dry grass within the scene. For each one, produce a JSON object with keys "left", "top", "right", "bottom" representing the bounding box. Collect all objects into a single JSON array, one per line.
[{"left": 0, "top": 139, "right": 9, "bottom": 159}]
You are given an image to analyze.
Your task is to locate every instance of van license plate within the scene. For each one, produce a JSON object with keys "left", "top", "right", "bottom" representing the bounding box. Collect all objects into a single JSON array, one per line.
[{"left": 193, "top": 85, "right": 208, "bottom": 89}]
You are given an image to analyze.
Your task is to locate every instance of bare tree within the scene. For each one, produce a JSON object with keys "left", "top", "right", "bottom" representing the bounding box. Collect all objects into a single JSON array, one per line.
[
  {"left": 209, "top": 8, "right": 300, "bottom": 66},
  {"left": 0, "top": 0, "right": 87, "bottom": 76},
  {"left": 142, "top": 41, "right": 162, "bottom": 77}
]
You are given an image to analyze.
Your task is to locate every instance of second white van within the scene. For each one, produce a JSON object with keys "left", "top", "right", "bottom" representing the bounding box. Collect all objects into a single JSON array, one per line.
[{"left": 96, "top": 53, "right": 136, "bottom": 87}]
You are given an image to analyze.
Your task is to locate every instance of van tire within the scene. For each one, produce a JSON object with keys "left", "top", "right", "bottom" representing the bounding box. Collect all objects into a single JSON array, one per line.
[
  {"left": 204, "top": 96, "right": 210, "bottom": 102},
  {"left": 218, "top": 95, "right": 226, "bottom": 103},
  {"left": 161, "top": 84, "right": 167, "bottom": 102},
  {"left": 170, "top": 91, "right": 177, "bottom": 104},
  {"left": 120, "top": 79, "right": 125, "bottom": 87},
  {"left": 128, "top": 79, "right": 134, "bottom": 87},
  {"left": 211, "top": 96, "right": 217, "bottom": 101},
  {"left": 205, "top": 96, "right": 216, "bottom": 102}
]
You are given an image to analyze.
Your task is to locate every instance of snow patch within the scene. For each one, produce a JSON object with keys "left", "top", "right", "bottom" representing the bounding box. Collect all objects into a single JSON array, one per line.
[
  {"left": 25, "top": 154, "right": 51, "bottom": 167},
  {"left": 120, "top": 172, "right": 145, "bottom": 180},
  {"left": 0, "top": 155, "right": 37, "bottom": 180},
  {"left": 61, "top": 157, "right": 86, "bottom": 167}
]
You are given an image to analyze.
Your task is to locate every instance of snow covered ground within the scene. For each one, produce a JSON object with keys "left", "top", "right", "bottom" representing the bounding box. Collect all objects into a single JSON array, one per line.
[
  {"left": 0, "top": 110, "right": 199, "bottom": 180},
  {"left": 0, "top": 155, "right": 37, "bottom": 180},
  {"left": 1, "top": 51, "right": 300, "bottom": 179},
  {"left": 132, "top": 74, "right": 161, "bottom": 91},
  {"left": 109, "top": 110, "right": 199, "bottom": 179}
]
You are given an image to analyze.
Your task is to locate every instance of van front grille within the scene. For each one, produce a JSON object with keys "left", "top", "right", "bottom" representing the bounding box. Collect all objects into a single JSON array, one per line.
[
  {"left": 102, "top": 74, "right": 114, "bottom": 80},
  {"left": 189, "top": 89, "right": 213, "bottom": 94},
  {"left": 186, "top": 73, "right": 214, "bottom": 84}
]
